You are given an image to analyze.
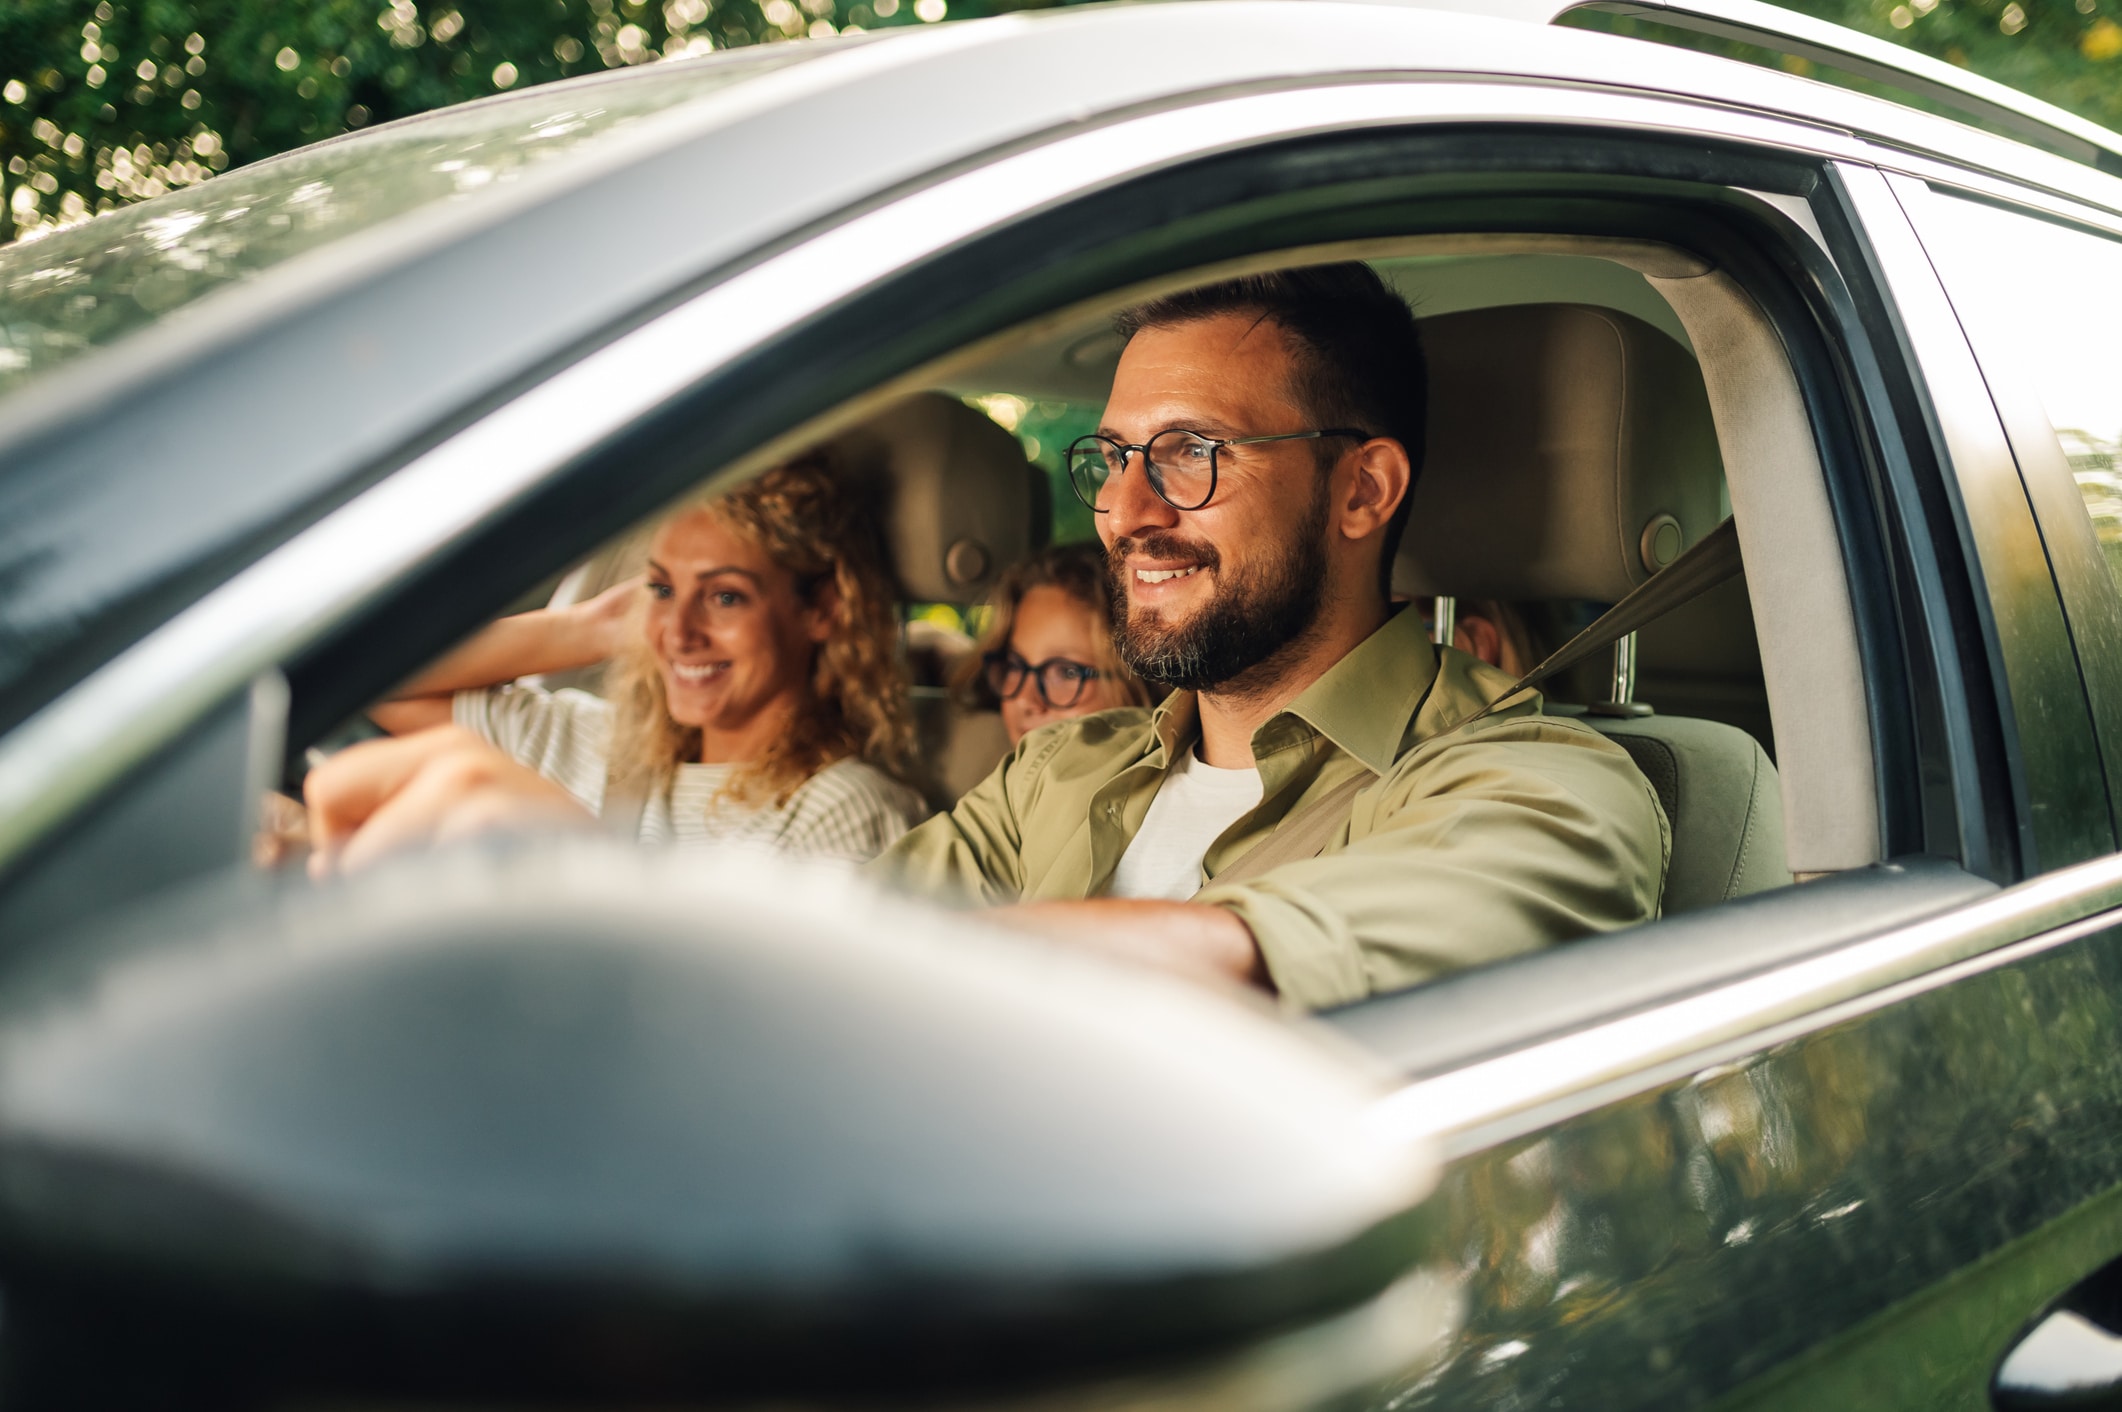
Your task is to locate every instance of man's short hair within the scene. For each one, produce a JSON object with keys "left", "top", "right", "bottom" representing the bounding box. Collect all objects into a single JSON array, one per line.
[{"left": 1113, "top": 263, "right": 1428, "bottom": 581}]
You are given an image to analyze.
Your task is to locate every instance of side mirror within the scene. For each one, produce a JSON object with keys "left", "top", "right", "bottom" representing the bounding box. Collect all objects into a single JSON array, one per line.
[{"left": 0, "top": 846, "right": 1447, "bottom": 1409}]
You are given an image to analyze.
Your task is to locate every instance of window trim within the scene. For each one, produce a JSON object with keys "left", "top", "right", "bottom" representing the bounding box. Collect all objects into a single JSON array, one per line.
[{"left": 1362, "top": 848, "right": 2122, "bottom": 1155}]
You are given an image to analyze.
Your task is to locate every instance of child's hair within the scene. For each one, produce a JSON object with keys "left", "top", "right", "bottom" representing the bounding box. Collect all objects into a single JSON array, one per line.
[
  {"left": 951, "top": 540, "right": 1154, "bottom": 712},
  {"left": 606, "top": 457, "right": 913, "bottom": 804}
]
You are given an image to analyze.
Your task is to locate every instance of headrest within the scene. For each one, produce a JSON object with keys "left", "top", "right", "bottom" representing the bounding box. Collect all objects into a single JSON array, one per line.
[
  {"left": 830, "top": 393, "right": 1049, "bottom": 604},
  {"left": 1393, "top": 304, "right": 1725, "bottom": 603}
]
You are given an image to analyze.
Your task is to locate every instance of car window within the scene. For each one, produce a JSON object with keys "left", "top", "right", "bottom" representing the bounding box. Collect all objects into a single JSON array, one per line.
[
  {"left": 0, "top": 46, "right": 822, "bottom": 398},
  {"left": 1915, "top": 193, "right": 2122, "bottom": 593}
]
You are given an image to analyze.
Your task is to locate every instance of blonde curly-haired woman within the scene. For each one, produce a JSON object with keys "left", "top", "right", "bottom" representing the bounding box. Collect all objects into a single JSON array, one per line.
[{"left": 372, "top": 458, "right": 926, "bottom": 863}]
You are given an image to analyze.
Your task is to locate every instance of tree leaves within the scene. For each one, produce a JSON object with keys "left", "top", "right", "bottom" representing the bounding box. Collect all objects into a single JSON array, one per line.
[
  {"left": 5, "top": 0, "right": 2121, "bottom": 247},
  {"left": 0, "top": 0, "right": 985, "bottom": 244}
]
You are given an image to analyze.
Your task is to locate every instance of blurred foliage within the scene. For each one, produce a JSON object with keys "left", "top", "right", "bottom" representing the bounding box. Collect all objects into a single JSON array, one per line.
[
  {"left": 5, "top": 0, "right": 2122, "bottom": 246},
  {"left": 0, "top": 0, "right": 1054, "bottom": 244},
  {"left": 1786, "top": 0, "right": 2122, "bottom": 129},
  {"left": 1566, "top": 0, "right": 2122, "bottom": 141}
]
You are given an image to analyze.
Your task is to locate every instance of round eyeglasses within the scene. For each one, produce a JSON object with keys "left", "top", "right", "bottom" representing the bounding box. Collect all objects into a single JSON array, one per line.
[
  {"left": 983, "top": 650, "right": 1104, "bottom": 710},
  {"left": 1065, "top": 427, "right": 1372, "bottom": 513}
]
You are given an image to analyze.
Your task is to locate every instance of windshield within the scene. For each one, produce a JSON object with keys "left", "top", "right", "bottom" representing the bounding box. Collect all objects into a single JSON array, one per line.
[{"left": 0, "top": 46, "right": 822, "bottom": 398}]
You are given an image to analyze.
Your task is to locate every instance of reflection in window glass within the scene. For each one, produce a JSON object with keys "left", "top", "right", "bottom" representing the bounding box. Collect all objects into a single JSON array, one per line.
[
  {"left": 0, "top": 46, "right": 822, "bottom": 398},
  {"left": 1919, "top": 193, "right": 2122, "bottom": 590}
]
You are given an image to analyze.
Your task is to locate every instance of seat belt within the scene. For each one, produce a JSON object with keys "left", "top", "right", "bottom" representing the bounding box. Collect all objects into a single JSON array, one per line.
[
  {"left": 1457, "top": 515, "right": 1745, "bottom": 730},
  {"left": 1200, "top": 517, "right": 1745, "bottom": 889},
  {"left": 1198, "top": 769, "right": 1374, "bottom": 891}
]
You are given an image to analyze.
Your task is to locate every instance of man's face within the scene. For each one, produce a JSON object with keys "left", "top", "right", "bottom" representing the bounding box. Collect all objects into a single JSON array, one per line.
[{"left": 1096, "top": 313, "right": 1334, "bottom": 694}]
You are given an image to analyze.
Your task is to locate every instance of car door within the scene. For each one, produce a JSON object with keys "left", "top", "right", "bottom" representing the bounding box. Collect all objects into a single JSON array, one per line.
[
  {"left": 1320, "top": 158, "right": 2122, "bottom": 1410},
  {"left": 1898, "top": 169, "right": 2122, "bottom": 1409}
]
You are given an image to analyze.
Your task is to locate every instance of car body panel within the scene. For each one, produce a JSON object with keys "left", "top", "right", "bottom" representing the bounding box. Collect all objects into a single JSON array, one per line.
[{"left": 1387, "top": 900, "right": 2122, "bottom": 1408}]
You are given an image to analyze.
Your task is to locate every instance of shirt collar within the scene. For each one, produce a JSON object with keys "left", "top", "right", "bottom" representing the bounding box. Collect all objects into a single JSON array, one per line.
[
  {"left": 1145, "top": 688, "right": 1198, "bottom": 769},
  {"left": 1140, "top": 607, "right": 1440, "bottom": 777},
  {"left": 1276, "top": 606, "right": 1437, "bottom": 775}
]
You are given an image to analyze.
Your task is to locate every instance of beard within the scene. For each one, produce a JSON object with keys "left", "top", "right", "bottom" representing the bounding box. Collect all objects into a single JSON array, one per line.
[{"left": 1106, "top": 486, "right": 1330, "bottom": 695}]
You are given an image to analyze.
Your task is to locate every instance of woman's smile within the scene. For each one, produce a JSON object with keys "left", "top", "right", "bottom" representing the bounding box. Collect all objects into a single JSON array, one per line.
[{"left": 665, "top": 659, "right": 731, "bottom": 685}]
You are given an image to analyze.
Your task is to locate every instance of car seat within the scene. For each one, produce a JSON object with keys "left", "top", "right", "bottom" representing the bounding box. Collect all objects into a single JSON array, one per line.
[
  {"left": 828, "top": 394, "right": 1049, "bottom": 809},
  {"left": 1396, "top": 302, "right": 1791, "bottom": 914}
]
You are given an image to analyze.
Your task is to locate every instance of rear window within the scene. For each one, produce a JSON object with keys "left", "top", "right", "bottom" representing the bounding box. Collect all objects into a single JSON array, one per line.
[{"left": 0, "top": 45, "right": 821, "bottom": 398}]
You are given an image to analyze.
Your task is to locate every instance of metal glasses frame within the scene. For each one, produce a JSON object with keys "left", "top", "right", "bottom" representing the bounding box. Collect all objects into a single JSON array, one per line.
[{"left": 1065, "top": 427, "right": 1372, "bottom": 513}]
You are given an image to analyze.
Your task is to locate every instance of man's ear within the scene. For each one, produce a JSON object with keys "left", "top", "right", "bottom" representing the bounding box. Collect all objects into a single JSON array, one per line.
[{"left": 1337, "top": 437, "right": 1412, "bottom": 544}]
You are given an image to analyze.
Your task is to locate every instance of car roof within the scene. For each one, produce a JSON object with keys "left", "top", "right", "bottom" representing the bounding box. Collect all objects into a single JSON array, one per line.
[{"left": 2, "top": 0, "right": 2119, "bottom": 739}]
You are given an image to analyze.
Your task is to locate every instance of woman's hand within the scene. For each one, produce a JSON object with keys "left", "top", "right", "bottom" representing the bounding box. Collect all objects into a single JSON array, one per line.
[
  {"left": 568, "top": 574, "right": 644, "bottom": 661},
  {"left": 371, "top": 576, "right": 644, "bottom": 734}
]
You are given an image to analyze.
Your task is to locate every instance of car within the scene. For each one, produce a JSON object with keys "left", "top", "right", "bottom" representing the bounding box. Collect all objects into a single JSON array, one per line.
[{"left": 3, "top": 0, "right": 2122, "bottom": 1404}]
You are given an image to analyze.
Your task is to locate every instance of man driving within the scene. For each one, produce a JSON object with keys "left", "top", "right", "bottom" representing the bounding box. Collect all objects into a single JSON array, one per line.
[{"left": 307, "top": 263, "right": 1670, "bottom": 1010}]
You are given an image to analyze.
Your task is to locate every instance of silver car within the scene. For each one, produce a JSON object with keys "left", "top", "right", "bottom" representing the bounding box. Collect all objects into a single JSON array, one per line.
[{"left": 3, "top": 1, "right": 2122, "bottom": 1405}]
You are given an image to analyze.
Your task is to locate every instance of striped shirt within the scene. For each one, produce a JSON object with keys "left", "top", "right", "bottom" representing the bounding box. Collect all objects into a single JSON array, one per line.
[{"left": 454, "top": 684, "right": 927, "bottom": 864}]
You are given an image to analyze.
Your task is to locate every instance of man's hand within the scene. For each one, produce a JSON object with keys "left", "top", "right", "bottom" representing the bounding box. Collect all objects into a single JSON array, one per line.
[
  {"left": 304, "top": 726, "right": 595, "bottom": 878},
  {"left": 987, "top": 899, "right": 1275, "bottom": 994}
]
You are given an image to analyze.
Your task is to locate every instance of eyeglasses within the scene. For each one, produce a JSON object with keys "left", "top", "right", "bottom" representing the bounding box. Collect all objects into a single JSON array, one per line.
[
  {"left": 983, "top": 650, "right": 1104, "bottom": 709},
  {"left": 1065, "top": 427, "right": 1372, "bottom": 513}
]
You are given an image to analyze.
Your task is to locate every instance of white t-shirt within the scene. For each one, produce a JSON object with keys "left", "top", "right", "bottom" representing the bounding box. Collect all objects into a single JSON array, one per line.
[
  {"left": 1107, "top": 745, "right": 1264, "bottom": 901},
  {"left": 453, "top": 684, "right": 927, "bottom": 864}
]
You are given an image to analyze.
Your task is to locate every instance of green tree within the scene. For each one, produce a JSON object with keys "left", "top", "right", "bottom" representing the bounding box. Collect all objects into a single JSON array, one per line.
[
  {"left": 1782, "top": 0, "right": 2122, "bottom": 131},
  {"left": 0, "top": 0, "right": 1029, "bottom": 244},
  {"left": 1566, "top": 0, "right": 2122, "bottom": 139}
]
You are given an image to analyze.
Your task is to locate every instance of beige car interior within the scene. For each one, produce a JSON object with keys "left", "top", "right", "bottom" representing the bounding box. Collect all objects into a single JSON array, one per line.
[
  {"left": 1394, "top": 300, "right": 1789, "bottom": 913},
  {"left": 541, "top": 231, "right": 1877, "bottom": 913}
]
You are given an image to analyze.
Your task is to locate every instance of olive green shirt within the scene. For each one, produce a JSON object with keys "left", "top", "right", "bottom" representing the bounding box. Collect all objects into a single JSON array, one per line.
[{"left": 876, "top": 607, "right": 1671, "bottom": 1010}]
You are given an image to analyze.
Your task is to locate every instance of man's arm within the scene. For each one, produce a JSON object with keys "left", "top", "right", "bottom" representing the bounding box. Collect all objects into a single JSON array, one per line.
[
  {"left": 987, "top": 899, "right": 1271, "bottom": 993},
  {"left": 1195, "top": 719, "right": 1671, "bottom": 1010},
  {"left": 301, "top": 724, "right": 1277, "bottom": 998},
  {"left": 305, "top": 727, "right": 595, "bottom": 876},
  {"left": 305, "top": 718, "right": 1044, "bottom": 892},
  {"left": 866, "top": 731, "right": 1058, "bottom": 906}
]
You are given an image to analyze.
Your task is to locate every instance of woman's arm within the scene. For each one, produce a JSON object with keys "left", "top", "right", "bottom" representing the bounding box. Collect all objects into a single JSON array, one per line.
[{"left": 370, "top": 577, "right": 641, "bottom": 735}]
